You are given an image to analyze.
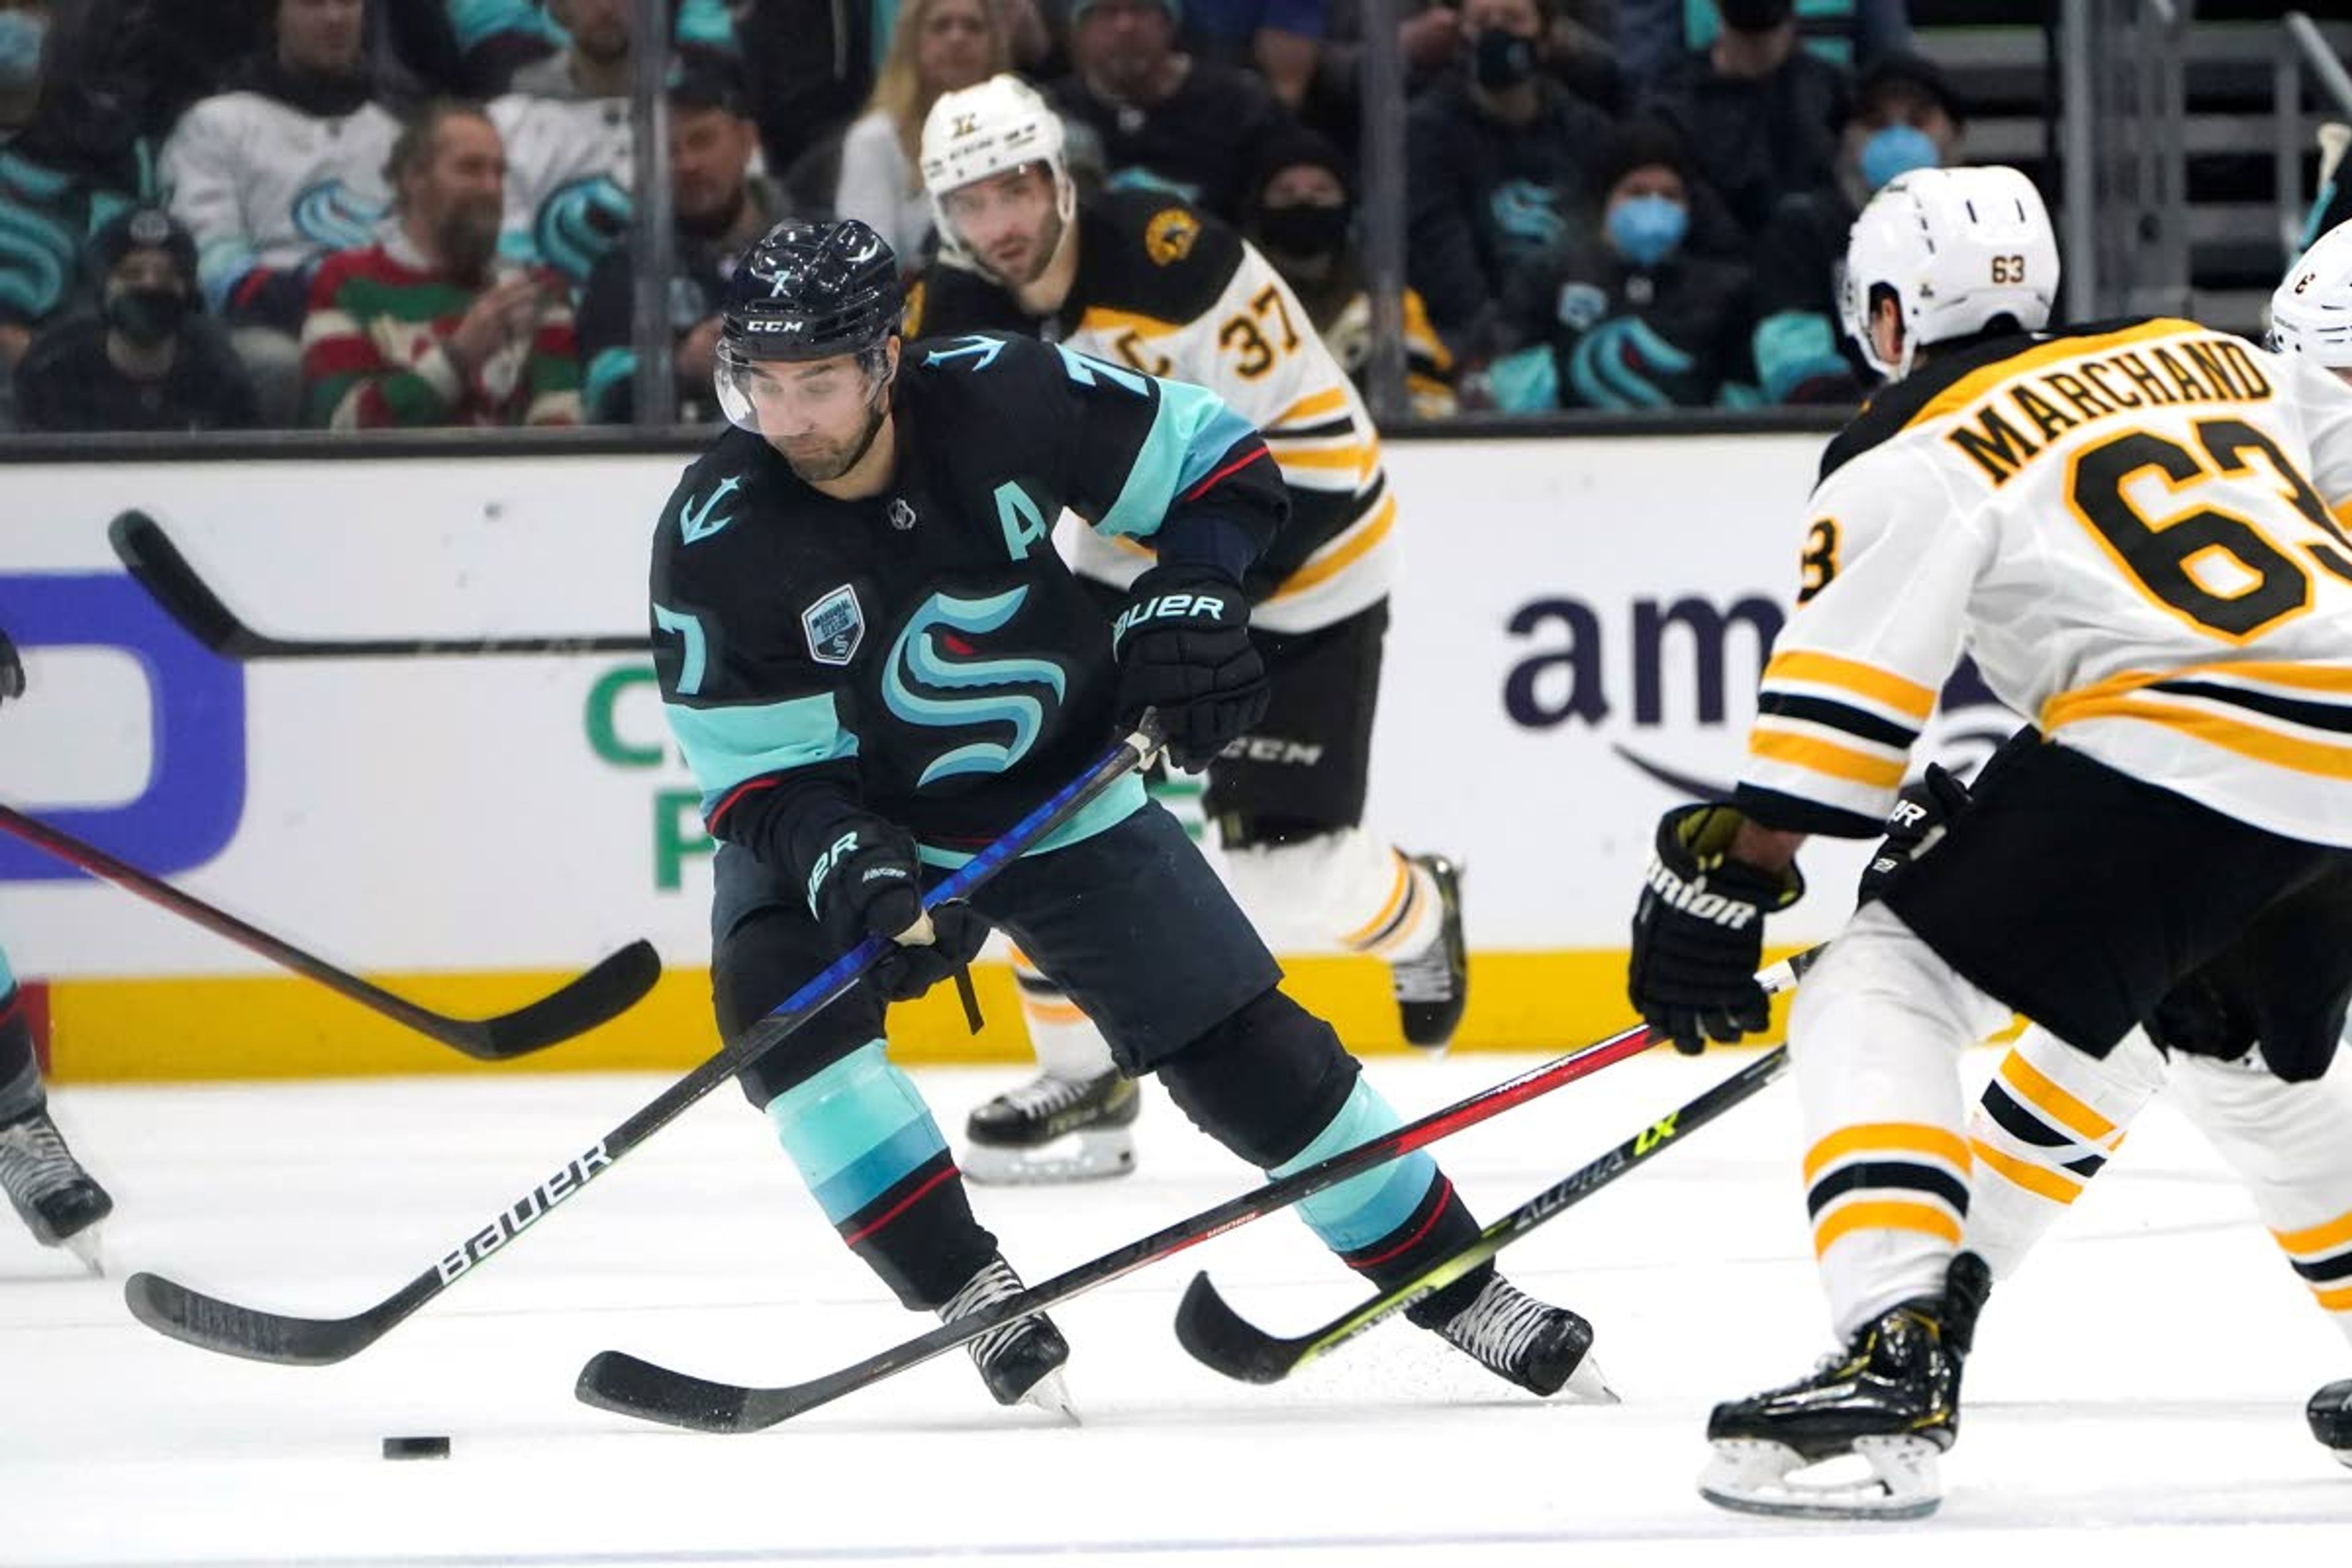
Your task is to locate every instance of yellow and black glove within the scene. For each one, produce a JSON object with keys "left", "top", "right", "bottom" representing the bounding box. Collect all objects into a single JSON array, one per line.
[{"left": 1627, "top": 804, "right": 1804, "bottom": 1054}]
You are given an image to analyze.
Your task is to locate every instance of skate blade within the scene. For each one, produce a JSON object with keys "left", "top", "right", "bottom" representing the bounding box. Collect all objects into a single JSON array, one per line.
[
  {"left": 962, "top": 1128, "right": 1136, "bottom": 1187},
  {"left": 1697, "top": 1436, "right": 1942, "bottom": 1521},
  {"left": 61, "top": 1224, "right": 104, "bottom": 1278},
  {"left": 1562, "top": 1351, "right": 1619, "bottom": 1406},
  {"left": 1020, "top": 1369, "right": 1082, "bottom": 1426}
]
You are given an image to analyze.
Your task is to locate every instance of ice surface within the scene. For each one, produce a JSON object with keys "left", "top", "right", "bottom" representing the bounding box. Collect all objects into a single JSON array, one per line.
[{"left": 5, "top": 1049, "right": 2347, "bottom": 1564}]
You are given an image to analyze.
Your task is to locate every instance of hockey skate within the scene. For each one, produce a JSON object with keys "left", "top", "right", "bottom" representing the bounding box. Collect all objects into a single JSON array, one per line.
[
  {"left": 0, "top": 1106, "right": 113, "bottom": 1273},
  {"left": 1699, "top": 1252, "right": 1991, "bottom": 1521},
  {"left": 2309, "top": 1379, "right": 2352, "bottom": 1468},
  {"left": 963, "top": 1069, "right": 1139, "bottom": 1185},
  {"left": 940, "top": 1254, "right": 1077, "bottom": 1420},
  {"left": 1436, "top": 1272, "right": 1615, "bottom": 1400},
  {"left": 1391, "top": 853, "right": 1468, "bottom": 1052}
]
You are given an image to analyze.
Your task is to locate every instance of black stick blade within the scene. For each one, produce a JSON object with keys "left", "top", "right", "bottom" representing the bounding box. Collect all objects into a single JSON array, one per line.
[
  {"left": 576, "top": 1351, "right": 755, "bottom": 1433},
  {"left": 108, "top": 510, "right": 257, "bottom": 656},
  {"left": 124, "top": 1272, "right": 381, "bottom": 1366},
  {"left": 463, "top": 940, "right": 662, "bottom": 1060},
  {"left": 1173, "top": 1273, "right": 1301, "bottom": 1385}
]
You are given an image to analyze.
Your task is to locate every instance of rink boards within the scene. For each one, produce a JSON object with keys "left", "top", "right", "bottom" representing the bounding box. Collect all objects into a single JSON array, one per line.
[{"left": 1, "top": 426, "right": 1966, "bottom": 1079}]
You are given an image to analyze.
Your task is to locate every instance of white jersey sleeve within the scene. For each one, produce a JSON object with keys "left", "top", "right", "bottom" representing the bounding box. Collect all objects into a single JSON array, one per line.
[
  {"left": 2287, "top": 355, "right": 2352, "bottom": 520},
  {"left": 1736, "top": 444, "right": 1987, "bottom": 835}
]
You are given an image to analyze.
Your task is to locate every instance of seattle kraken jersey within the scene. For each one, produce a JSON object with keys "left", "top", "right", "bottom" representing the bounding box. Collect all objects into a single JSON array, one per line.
[
  {"left": 908, "top": 189, "right": 1392, "bottom": 635},
  {"left": 487, "top": 92, "right": 630, "bottom": 287},
  {"left": 652, "top": 331, "right": 1287, "bottom": 864},
  {"left": 1738, "top": 317, "right": 2352, "bottom": 848}
]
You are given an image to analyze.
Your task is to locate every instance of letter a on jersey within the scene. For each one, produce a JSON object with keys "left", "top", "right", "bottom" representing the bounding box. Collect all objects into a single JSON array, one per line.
[{"left": 804, "top": 584, "right": 865, "bottom": 666}]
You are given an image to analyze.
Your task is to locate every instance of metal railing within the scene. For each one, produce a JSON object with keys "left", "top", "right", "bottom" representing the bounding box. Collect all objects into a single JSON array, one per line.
[{"left": 2276, "top": 9, "right": 2352, "bottom": 256}]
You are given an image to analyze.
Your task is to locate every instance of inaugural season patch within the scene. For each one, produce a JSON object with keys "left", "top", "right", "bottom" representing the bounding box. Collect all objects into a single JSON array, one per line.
[
  {"left": 803, "top": 584, "right": 864, "bottom": 666},
  {"left": 1145, "top": 207, "right": 1200, "bottom": 266}
]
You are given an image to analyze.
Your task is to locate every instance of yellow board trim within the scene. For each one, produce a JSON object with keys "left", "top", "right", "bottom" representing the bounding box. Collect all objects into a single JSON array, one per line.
[
  {"left": 1903, "top": 318, "right": 2204, "bottom": 432},
  {"left": 1762, "top": 650, "right": 1937, "bottom": 721},
  {"left": 1748, "top": 729, "right": 1908, "bottom": 790},
  {"left": 1803, "top": 1122, "right": 1972, "bottom": 1183},
  {"left": 2274, "top": 1206, "right": 2352, "bottom": 1259},
  {"left": 1813, "top": 1200, "right": 1964, "bottom": 1257},
  {"left": 1969, "top": 1136, "right": 2082, "bottom": 1205},
  {"left": 35, "top": 947, "right": 1812, "bottom": 1083},
  {"left": 1997, "top": 1050, "right": 2119, "bottom": 1144}
]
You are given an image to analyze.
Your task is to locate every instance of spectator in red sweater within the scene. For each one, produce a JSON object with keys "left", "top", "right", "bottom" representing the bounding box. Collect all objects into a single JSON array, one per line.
[{"left": 300, "top": 99, "right": 579, "bottom": 428}]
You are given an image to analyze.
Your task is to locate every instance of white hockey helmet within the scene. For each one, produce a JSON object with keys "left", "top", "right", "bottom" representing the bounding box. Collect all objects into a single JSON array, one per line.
[
  {"left": 1839, "top": 164, "right": 2060, "bottom": 380},
  {"left": 919, "top": 75, "right": 1076, "bottom": 270},
  {"left": 2271, "top": 219, "right": 2352, "bottom": 369}
]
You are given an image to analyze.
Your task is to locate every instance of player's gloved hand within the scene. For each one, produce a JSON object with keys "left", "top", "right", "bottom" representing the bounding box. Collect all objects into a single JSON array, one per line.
[
  {"left": 1855, "top": 764, "right": 1972, "bottom": 906},
  {"left": 1627, "top": 804, "right": 1804, "bottom": 1055},
  {"left": 804, "top": 815, "right": 990, "bottom": 1003},
  {"left": 1110, "top": 563, "right": 1268, "bottom": 771},
  {"left": 0, "top": 627, "right": 21, "bottom": 705}
]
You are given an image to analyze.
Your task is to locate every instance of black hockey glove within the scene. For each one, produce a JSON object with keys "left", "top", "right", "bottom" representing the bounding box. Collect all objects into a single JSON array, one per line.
[
  {"left": 0, "top": 627, "right": 20, "bottom": 705},
  {"left": 1855, "top": 764, "right": 1972, "bottom": 906},
  {"left": 1110, "top": 564, "right": 1268, "bottom": 771},
  {"left": 1628, "top": 804, "right": 1804, "bottom": 1055},
  {"left": 802, "top": 813, "right": 989, "bottom": 1004}
]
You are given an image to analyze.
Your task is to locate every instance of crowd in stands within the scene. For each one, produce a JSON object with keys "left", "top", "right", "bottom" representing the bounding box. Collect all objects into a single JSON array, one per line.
[{"left": 0, "top": 0, "right": 1964, "bottom": 434}]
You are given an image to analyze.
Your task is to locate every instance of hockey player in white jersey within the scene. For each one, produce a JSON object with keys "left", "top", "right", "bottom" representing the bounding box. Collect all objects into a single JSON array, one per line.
[
  {"left": 1621, "top": 166, "right": 2352, "bottom": 1519},
  {"left": 909, "top": 75, "right": 1468, "bottom": 1183}
]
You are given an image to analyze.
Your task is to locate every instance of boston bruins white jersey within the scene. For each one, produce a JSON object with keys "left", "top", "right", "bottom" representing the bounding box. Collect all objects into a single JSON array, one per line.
[
  {"left": 908, "top": 189, "right": 1392, "bottom": 634},
  {"left": 1737, "top": 316, "right": 2352, "bottom": 848}
]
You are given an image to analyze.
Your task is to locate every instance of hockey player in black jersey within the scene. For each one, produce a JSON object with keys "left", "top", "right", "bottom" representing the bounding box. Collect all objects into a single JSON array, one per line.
[
  {"left": 652, "top": 216, "right": 1607, "bottom": 1412},
  {"left": 0, "top": 624, "right": 113, "bottom": 1270},
  {"left": 907, "top": 75, "right": 1469, "bottom": 1186}
]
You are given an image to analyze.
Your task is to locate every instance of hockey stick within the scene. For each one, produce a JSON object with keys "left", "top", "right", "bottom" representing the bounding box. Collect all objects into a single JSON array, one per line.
[
  {"left": 573, "top": 946, "right": 1826, "bottom": 1433},
  {"left": 1176, "top": 1045, "right": 1792, "bottom": 1384},
  {"left": 108, "top": 510, "right": 650, "bottom": 660},
  {"left": 2299, "top": 123, "right": 2350, "bottom": 254},
  {"left": 121, "top": 723, "right": 1161, "bottom": 1365},
  {"left": 0, "top": 802, "right": 658, "bottom": 1062}
]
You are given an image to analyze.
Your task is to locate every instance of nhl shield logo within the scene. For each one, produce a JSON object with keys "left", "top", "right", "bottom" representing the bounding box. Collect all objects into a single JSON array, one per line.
[{"left": 803, "top": 585, "right": 865, "bottom": 666}]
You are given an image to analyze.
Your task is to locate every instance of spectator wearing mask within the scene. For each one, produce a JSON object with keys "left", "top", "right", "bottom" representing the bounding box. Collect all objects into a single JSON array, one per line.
[
  {"left": 1639, "top": 0, "right": 1847, "bottom": 238},
  {"left": 1048, "top": 0, "right": 1290, "bottom": 222},
  {"left": 301, "top": 100, "right": 578, "bottom": 428},
  {"left": 161, "top": 0, "right": 402, "bottom": 428},
  {"left": 835, "top": 0, "right": 1011, "bottom": 263},
  {"left": 576, "top": 62, "right": 780, "bottom": 422},
  {"left": 13, "top": 205, "right": 258, "bottom": 431},
  {"left": 1404, "top": 0, "right": 1614, "bottom": 354},
  {"left": 0, "top": 1, "right": 158, "bottom": 391},
  {"left": 1750, "top": 51, "right": 1961, "bottom": 404},
  {"left": 1242, "top": 126, "right": 1454, "bottom": 416},
  {"left": 1484, "top": 120, "right": 1757, "bottom": 412}
]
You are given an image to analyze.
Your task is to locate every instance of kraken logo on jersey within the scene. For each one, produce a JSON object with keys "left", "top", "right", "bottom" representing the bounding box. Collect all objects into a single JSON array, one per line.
[
  {"left": 292, "top": 179, "right": 388, "bottom": 252},
  {"left": 804, "top": 583, "right": 865, "bottom": 666},
  {"left": 530, "top": 173, "right": 630, "bottom": 285},
  {"left": 1489, "top": 179, "right": 1569, "bottom": 258},
  {"left": 883, "top": 587, "right": 1070, "bottom": 788}
]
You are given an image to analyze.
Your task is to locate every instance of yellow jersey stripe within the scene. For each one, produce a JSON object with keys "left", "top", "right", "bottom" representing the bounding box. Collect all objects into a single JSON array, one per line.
[
  {"left": 2273, "top": 1206, "right": 2352, "bottom": 1259},
  {"left": 1270, "top": 386, "right": 1351, "bottom": 428},
  {"left": 2045, "top": 660, "right": 2352, "bottom": 718},
  {"left": 1903, "top": 318, "right": 2203, "bottom": 432},
  {"left": 1270, "top": 442, "right": 1379, "bottom": 475},
  {"left": 1762, "top": 650, "right": 1938, "bottom": 721},
  {"left": 1813, "top": 1200, "right": 1964, "bottom": 1257},
  {"left": 2048, "top": 695, "right": 2352, "bottom": 780},
  {"left": 1267, "top": 492, "right": 1396, "bottom": 602},
  {"left": 1803, "top": 1123, "right": 1972, "bottom": 1182},
  {"left": 2316, "top": 1283, "right": 2352, "bottom": 1313},
  {"left": 1997, "top": 1051, "right": 2118, "bottom": 1144},
  {"left": 1970, "top": 1137, "right": 2082, "bottom": 1205},
  {"left": 1075, "top": 305, "right": 1183, "bottom": 341},
  {"left": 1748, "top": 729, "right": 1908, "bottom": 790}
]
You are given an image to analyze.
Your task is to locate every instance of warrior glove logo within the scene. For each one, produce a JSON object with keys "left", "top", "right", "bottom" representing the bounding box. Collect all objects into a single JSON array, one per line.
[
  {"left": 804, "top": 584, "right": 865, "bottom": 665},
  {"left": 1641, "top": 858, "right": 1761, "bottom": 930}
]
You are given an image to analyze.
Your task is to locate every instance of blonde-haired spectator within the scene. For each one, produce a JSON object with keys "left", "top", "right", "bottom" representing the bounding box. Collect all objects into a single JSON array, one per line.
[{"left": 832, "top": 0, "right": 1017, "bottom": 263}]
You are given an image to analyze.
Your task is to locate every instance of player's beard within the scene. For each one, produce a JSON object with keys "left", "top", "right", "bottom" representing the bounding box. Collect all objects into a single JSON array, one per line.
[
  {"left": 779, "top": 401, "right": 889, "bottom": 484},
  {"left": 979, "top": 206, "right": 1067, "bottom": 288},
  {"left": 437, "top": 196, "right": 503, "bottom": 285}
]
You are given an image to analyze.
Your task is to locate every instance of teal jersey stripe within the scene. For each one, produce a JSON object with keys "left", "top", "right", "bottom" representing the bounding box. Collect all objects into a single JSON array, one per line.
[
  {"left": 916, "top": 772, "right": 1147, "bottom": 868},
  {"left": 766, "top": 1040, "right": 946, "bottom": 1224},
  {"left": 666, "top": 692, "right": 860, "bottom": 807},
  {"left": 1096, "top": 379, "right": 1262, "bottom": 540},
  {"left": 0, "top": 943, "right": 13, "bottom": 994},
  {"left": 1275, "top": 1075, "right": 1439, "bottom": 1254}
]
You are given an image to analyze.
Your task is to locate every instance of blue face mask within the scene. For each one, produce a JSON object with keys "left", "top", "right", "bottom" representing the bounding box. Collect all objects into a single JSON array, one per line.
[
  {"left": 1605, "top": 194, "right": 1687, "bottom": 269},
  {"left": 1860, "top": 124, "right": 1941, "bottom": 192},
  {"left": 0, "top": 9, "right": 45, "bottom": 90}
]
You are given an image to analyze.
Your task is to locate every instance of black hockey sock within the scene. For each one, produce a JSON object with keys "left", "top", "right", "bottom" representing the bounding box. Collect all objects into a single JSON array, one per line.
[{"left": 0, "top": 984, "right": 43, "bottom": 1126}]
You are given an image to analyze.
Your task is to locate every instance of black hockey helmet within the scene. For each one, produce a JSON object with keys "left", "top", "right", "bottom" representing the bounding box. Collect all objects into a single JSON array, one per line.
[{"left": 716, "top": 218, "right": 903, "bottom": 433}]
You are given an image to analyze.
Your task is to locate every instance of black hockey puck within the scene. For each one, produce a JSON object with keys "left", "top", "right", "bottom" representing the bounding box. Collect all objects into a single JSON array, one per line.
[
  {"left": 2309, "top": 1379, "right": 2352, "bottom": 1454},
  {"left": 381, "top": 1435, "right": 451, "bottom": 1460}
]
